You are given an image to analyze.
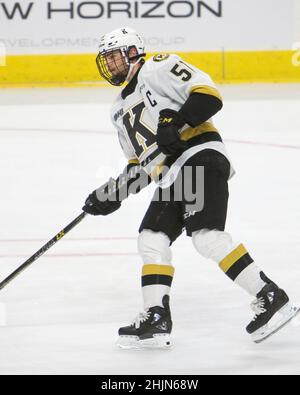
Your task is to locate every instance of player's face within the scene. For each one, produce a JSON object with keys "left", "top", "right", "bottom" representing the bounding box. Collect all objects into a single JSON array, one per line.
[{"left": 105, "top": 50, "right": 127, "bottom": 77}]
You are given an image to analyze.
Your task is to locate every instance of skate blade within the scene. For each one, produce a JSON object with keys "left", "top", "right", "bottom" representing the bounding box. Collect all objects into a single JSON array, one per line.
[
  {"left": 252, "top": 303, "right": 300, "bottom": 344},
  {"left": 116, "top": 334, "right": 172, "bottom": 350}
]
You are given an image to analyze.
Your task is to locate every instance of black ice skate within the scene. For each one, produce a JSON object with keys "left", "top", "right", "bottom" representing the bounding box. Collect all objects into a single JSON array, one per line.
[
  {"left": 246, "top": 281, "right": 299, "bottom": 344},
  {"left": 117, "top": 295, "right": 173, "bottom": 349}
]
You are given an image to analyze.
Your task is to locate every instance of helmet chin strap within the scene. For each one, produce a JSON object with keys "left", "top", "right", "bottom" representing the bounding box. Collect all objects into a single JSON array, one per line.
[{"left": 126, "top": 57, "right": 143, "bottom": 83}]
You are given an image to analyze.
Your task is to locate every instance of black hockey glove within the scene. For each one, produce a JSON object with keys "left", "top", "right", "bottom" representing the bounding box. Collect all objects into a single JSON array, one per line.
[
  {"left": 83, "top": 164, "right": 151, "bottom": 216},
  {"left": 156, "top": 109, "right": 188, "bottom": 156},
  {"left": 83, "top": 178, "right": 121, "bottom": 216}
]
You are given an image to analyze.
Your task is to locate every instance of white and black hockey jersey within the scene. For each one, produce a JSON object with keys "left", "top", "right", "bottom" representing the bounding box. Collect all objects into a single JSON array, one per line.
[{"left": 111, "top": 54, "right": 234, "bottom": 187}]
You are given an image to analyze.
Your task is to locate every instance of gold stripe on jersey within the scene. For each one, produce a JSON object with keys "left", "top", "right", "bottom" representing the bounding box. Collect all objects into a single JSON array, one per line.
[
  {"left": 142, "top": 264, "right": 175, "bottom": 277},
  {"left": 128, "top": 159, "right": 140, "bottom": 165},
  {"left": 190, "top": 85, "right": 223, "bottom": 102},
  {"left": 149, "top": 126, "right": 220, "bottom": 180},
  {"left": 180, "top": 123, "right": 218, "bottom": 142}
]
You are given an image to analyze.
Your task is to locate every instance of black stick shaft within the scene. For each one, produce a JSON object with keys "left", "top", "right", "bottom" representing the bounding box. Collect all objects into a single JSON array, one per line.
[{"left": 0, "top": 212, "right": 87, "bottom": 291}]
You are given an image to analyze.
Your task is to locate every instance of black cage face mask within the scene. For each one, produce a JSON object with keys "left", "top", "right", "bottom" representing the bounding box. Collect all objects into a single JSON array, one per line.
[{"left": 96, "top": 48, "right": 129, "bottom": 86}]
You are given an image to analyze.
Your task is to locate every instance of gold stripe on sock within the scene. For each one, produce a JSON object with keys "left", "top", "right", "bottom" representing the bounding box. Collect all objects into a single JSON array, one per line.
[
  {"left": 219, "top": 244, "right": 248, "bottom": 273},
  {"left": 142, "top": 264, "right": 175, "bottom": 277}
]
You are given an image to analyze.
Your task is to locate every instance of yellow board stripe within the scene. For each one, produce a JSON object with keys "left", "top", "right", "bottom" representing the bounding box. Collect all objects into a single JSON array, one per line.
[
  {"left": 142, "top": 264, "right": 175, "bottom": 277},
  {"left": 0, "top": 50, "right": 299, "bottom": 87},
  {"left": 190, "top": 85, "right": 223, "bottom": 102},
  {"left": 219, "top": 244, "right": 248, "bottom": 273}
]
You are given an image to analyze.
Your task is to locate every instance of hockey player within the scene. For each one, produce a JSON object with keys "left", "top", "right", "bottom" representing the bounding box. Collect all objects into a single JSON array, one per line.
[{"left": 83, "top": 27, "right": 299, "bottom": 348}]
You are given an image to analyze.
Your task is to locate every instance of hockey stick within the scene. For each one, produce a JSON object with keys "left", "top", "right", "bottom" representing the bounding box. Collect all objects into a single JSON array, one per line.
[{"left": 0, "top": 212, "right": 87, "bottom": 291}]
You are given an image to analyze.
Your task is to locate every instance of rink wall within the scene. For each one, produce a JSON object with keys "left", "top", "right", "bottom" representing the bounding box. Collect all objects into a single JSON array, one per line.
[
  {"left": 1, "top": 0, "right": 300, "bottom": 86},
  {"left": 1, "top": 50, "right": 300, "bottom": 87}
]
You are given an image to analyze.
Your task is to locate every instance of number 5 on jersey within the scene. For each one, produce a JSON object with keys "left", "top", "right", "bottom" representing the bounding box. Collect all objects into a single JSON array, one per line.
[
  {"left": 123, "top": 101, "right": 157, "bottom": 158},
  {"left": 171, "top": 61, "right": 193, "bottom": 82}
]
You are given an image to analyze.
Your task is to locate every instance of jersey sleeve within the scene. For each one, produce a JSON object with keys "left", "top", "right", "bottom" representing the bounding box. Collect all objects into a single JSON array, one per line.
[{"left": 145, "top": 54, "right": 222, "bottom": 105}]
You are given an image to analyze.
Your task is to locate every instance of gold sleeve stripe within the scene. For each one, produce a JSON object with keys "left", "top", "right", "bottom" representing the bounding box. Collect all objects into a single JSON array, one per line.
[
  {"left": 190, "top": 85, "right": 223, "bottom": 102},
  {"left": 219, "top": 244, "right": 248, "bottom": 273},
  {"left": 180, "top": 123, "right": 218, "bottom": 142},
  {"left": 128, "top": 159, "right": 140, "bottom": 165},
  {"left": 142, "top": 264, "right": 175, "bottom": 277}
]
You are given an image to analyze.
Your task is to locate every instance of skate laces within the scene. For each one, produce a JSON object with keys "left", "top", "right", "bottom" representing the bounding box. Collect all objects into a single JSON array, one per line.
[
  {"left": 251, "top": 297, "right": 267, "bottom": 319},
  {"left": 132, "top": 311, "right": 151, "bottom": 329}
]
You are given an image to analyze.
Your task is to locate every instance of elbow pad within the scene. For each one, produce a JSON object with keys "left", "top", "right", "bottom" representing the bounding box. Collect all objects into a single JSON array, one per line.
[{"left": 179, "top": 93, "right": 223, "bottom": 128}]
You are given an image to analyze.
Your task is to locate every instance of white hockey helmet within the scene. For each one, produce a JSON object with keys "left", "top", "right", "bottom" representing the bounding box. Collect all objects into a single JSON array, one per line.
[{"left": 96, "top": 27, "right": 146, "bottom": 86}]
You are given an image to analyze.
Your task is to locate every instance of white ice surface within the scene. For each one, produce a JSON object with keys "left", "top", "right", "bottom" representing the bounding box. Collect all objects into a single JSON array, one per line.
[{"left": 0, "top": 85, "right": 300, "bottom": 375}]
